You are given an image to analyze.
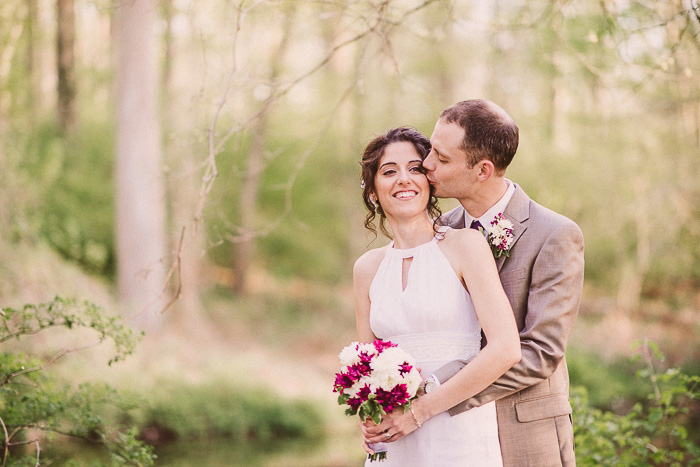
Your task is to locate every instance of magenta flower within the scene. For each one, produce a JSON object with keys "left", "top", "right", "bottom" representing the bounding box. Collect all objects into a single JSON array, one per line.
[
  {"left": 373, "top": 339, "right": 397, "bottom": 353},
  {"left": 375, "top": 384, "right": 410, "bottom": 412},
  {"left": 347, "top": 396, "right": 362, "bottom": 411},
  {"left": 398, "top": 362, "right": 412, "bottom": 376},
  {"left": 359, "top": 351, "right": 373, "bottom": 363},
  {"left": 357, "top": 384, "right": 372, "bottom": 402},
  {"left": 333, "top": 372, "right": 354, "bottom": 392},
  {"left": 347, "top": 361, "right": 372, "bottom": 381}
]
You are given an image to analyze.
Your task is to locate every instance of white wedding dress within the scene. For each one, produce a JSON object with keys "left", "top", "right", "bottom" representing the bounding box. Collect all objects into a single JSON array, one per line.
[{"left": 368, "top": 227, "right": 503, "bottom": 466}]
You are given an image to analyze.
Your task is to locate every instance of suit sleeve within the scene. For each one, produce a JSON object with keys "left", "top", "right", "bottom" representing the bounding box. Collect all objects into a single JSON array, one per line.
[{"left": 433, "top": 220, "right": 584, "bottom": 410}]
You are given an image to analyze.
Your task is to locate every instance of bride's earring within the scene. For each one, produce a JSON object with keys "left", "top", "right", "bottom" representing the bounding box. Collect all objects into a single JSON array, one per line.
[{"left": 370, "top": 196, "right": 378, "bottom": 209}]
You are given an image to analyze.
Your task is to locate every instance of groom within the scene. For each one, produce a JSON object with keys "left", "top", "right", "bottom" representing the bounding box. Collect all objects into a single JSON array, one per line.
[{"left": 422, "top": 99, "right": 584, "bottom": 466}]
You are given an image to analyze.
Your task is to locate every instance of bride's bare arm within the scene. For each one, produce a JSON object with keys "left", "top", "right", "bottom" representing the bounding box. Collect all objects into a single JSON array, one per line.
[
  {"left": 353, "top": 248, "right": 386, "bottom": 344},
  {"left": 353, "top": 248, "right": 387, "bottom": 454}
]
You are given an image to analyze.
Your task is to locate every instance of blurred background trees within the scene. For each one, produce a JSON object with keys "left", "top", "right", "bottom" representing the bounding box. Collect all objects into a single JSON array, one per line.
[{"left": 0, "top": 0, "right": 699, "bottom": 464}]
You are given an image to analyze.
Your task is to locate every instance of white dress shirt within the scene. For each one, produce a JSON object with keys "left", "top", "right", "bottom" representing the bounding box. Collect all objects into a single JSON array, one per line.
[{"left": 463, "top": 179, "right": 516, "bottom": 230}]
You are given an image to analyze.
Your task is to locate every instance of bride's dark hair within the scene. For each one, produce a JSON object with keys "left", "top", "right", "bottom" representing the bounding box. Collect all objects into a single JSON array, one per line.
[{"left": 360, "top": 126, "right": 442, "bottom": 239}]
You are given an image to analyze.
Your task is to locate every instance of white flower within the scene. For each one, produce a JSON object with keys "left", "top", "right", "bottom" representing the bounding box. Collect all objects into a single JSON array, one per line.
[
  {"left": 338, "top": 342, "right": 361, "bottom": 366},
  {"left": 404, "top": 369, "right": 422, "bottom": 395},
  {"left": 372, "top": 347, "right": 408, "bottom": 373},
  {"left": 356, "top": 342, "right": 377, "bottom": 357},
  {"left": 371, "top": 347, "right": 419, "bottom": 393}
]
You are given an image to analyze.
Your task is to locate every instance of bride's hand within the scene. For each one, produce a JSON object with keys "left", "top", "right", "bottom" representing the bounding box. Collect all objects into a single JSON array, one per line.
[{"left": 360, "top": 407, "right": 421, "bottom": 444}]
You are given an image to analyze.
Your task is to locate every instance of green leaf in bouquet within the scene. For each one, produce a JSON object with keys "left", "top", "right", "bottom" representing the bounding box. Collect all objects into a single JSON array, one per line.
[{"left": 338, "top": 393, "right": 350, "bottom": 405}]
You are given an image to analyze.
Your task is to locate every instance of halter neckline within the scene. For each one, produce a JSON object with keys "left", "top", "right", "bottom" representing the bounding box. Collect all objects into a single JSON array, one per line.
[{"left": 389, "top": 226, "right": 448, "bottom": 259}]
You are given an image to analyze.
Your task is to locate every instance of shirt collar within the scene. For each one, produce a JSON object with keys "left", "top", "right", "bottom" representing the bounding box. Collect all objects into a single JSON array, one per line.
[{"left": 463, "top": 179, "right": 516, "bottom": 229}]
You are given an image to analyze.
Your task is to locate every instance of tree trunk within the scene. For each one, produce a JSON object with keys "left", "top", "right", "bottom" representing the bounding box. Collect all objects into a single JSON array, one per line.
[
  {"left": 232, "top": 6, "right": 295, "bottom": 294},
  {"left": 160, "top": 0, "right": 216, "bottom": 339},
  {"left": 616, "top": 179, "right": 651, "bottom": 313},
  {"left": 114, "top": 0, "right": 167, "bottom": 331},
  {"left": 232, "top": 123, "right": 266, "bottom": 293},
  {"left": 27, "top": 0, "right": 40, "bottom": 120},
  {"left": 57, "top": 0, "right": 76, "bottom": 132},
  {"left": 551, "top": 50, "right": 572, "bottom": 154},
  {"left": 161, "top": 0, "right": 174, "bottom": 92}
]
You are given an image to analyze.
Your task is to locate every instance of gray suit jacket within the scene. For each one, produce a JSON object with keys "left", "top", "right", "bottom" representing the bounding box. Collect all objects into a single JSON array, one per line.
[{"left": 434, "top": 185, "right": 584, "bottom": 467}]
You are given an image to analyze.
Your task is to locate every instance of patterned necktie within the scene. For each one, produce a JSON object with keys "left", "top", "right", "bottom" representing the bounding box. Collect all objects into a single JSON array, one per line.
[{"left": 470, "top": 220, "right": 483, "bottom": 231}]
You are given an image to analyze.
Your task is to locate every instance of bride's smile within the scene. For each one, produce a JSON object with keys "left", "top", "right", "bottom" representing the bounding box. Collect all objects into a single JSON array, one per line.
[{"left": 393, "top": 190, "right": 418, "bottom": 200}]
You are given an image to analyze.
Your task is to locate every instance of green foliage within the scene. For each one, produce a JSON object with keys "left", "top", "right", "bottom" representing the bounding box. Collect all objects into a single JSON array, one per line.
[
  {"left": 22, "top": 122, "right": 116, "bottom": 276},
  {"left": 206, "top": 133, "right": 354, "bottom": 284},
  {"left": 1, "top": 296, "right": 139, "bottom": 365},
  {"left": 136, "top": 380, "right": 324, "bottom": 443},
  {"left": 573, "top": 341, "right": 700, "bottom": 466},
  {"left": 0, "top": 297, "right": 154, "bottom": 466},
  {"left": 567, "top": 349, "right": 648, "bottom": 408}
]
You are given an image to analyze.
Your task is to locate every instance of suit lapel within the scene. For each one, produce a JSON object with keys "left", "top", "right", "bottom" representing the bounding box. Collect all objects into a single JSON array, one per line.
[
  {"left": 497, "top": 185, "right": 530, "bottom": 272},
  {"left": 442, "top": 204, "right": 466, "bottom": 229}
]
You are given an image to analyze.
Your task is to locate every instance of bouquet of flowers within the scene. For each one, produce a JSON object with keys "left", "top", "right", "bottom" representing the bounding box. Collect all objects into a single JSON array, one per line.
[{"left": 333, "top": 340, "right": 422, "bottom": 461}]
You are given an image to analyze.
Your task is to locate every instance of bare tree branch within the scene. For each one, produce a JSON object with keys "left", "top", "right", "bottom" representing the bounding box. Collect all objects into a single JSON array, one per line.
[
  {"left": 159, "top": 226, "right": 186, "bottom": 315},
  {"left": 1, "top": 414, "right": 8, "bottom": 467},
  {"left": 155, "top": 0, "right": 445, "bottom": 311},
  {"left": 0, "top": 340, "right": 102, "bottom": 388}
]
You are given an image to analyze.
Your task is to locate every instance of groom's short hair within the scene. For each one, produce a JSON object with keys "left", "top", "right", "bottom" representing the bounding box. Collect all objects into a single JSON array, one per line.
[{"left": 440, "top": 99, "right": 519, "bottom": 173}]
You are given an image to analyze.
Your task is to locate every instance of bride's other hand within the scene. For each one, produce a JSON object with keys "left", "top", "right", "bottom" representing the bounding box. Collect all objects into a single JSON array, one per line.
[{"left": 358, "top": 420, "right": 375, "bottom": 454}]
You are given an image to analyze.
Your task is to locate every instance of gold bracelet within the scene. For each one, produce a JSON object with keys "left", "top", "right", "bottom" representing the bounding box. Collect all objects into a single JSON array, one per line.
[{"left": 409, "top": 406, "right": 422, "bottom": 428}]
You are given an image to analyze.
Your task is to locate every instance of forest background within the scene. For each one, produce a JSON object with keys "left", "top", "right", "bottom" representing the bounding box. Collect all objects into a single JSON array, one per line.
[{"left": 1, "top": 0, "right": 700, "bottom": 465}]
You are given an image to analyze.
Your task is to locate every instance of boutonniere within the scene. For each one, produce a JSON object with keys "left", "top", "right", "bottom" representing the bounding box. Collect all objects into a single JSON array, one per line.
[{"left": 478, "top": 213, "right": 514, "bottom": 259}]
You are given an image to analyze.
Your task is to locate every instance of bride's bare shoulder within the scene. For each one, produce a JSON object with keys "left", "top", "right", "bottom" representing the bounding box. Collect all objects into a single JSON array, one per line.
[
  {"left": 353, "top": 246, "right": 389, "bottom": 280},
  {"left": 442, "top": 227, "right": 487, "bottom": 250}
]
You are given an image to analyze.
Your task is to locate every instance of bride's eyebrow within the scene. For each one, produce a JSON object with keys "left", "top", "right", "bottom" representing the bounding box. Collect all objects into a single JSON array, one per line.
[{"left": 379, "top": 162, "right": 397, "bottom": 169}]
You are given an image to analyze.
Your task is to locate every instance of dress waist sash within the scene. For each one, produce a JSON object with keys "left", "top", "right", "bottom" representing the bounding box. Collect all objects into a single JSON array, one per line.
[{"left": 390, "top": 331, "right": 481, "bottom": 364}]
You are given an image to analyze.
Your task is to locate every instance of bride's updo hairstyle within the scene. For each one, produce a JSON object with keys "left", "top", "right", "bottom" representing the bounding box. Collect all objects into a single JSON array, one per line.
[{"left": 360, "top": 126, "right": 441, "bottom": 239}]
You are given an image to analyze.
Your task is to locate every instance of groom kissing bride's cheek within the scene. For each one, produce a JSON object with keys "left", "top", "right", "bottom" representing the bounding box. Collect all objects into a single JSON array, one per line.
[{"left": 352, "top": 99, "right": 584, "bottom": 466}]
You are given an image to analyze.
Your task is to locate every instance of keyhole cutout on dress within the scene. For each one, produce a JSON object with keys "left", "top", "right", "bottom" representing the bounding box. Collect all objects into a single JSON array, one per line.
[{"left": 401, "top": 257, "right": 413, "bottom": 291}]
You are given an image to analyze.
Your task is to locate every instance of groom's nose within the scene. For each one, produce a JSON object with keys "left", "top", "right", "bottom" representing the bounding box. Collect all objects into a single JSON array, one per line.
[{"left": 422, "top": 150, "right": 436, "bottom": 171}]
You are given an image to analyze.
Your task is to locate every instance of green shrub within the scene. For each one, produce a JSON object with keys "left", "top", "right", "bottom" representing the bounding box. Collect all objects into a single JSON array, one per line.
[
  {"left": 20, "top": 121, "right": 116, "bottom": 277},
  {"left": 567, "top": 349, "right": 648, "bottom": 408},
  {"left": 573, "top": 340, "right": 700, "bottom": 466},
  {"left": 0, "top": 297, "right": 154, "bottom": 466},
  {"left": 138, "top": 380, "right": 324, "bottom": 444}
]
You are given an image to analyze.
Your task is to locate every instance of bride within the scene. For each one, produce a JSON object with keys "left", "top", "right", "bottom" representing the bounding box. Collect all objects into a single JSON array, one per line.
[{"left": 353, "top": 127, "right": 521, "bottom": 466}]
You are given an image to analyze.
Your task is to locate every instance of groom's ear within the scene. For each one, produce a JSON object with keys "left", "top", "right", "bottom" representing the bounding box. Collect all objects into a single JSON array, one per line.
[{"left": 476, "top": 160, "right": 495, "bottom": 181}]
